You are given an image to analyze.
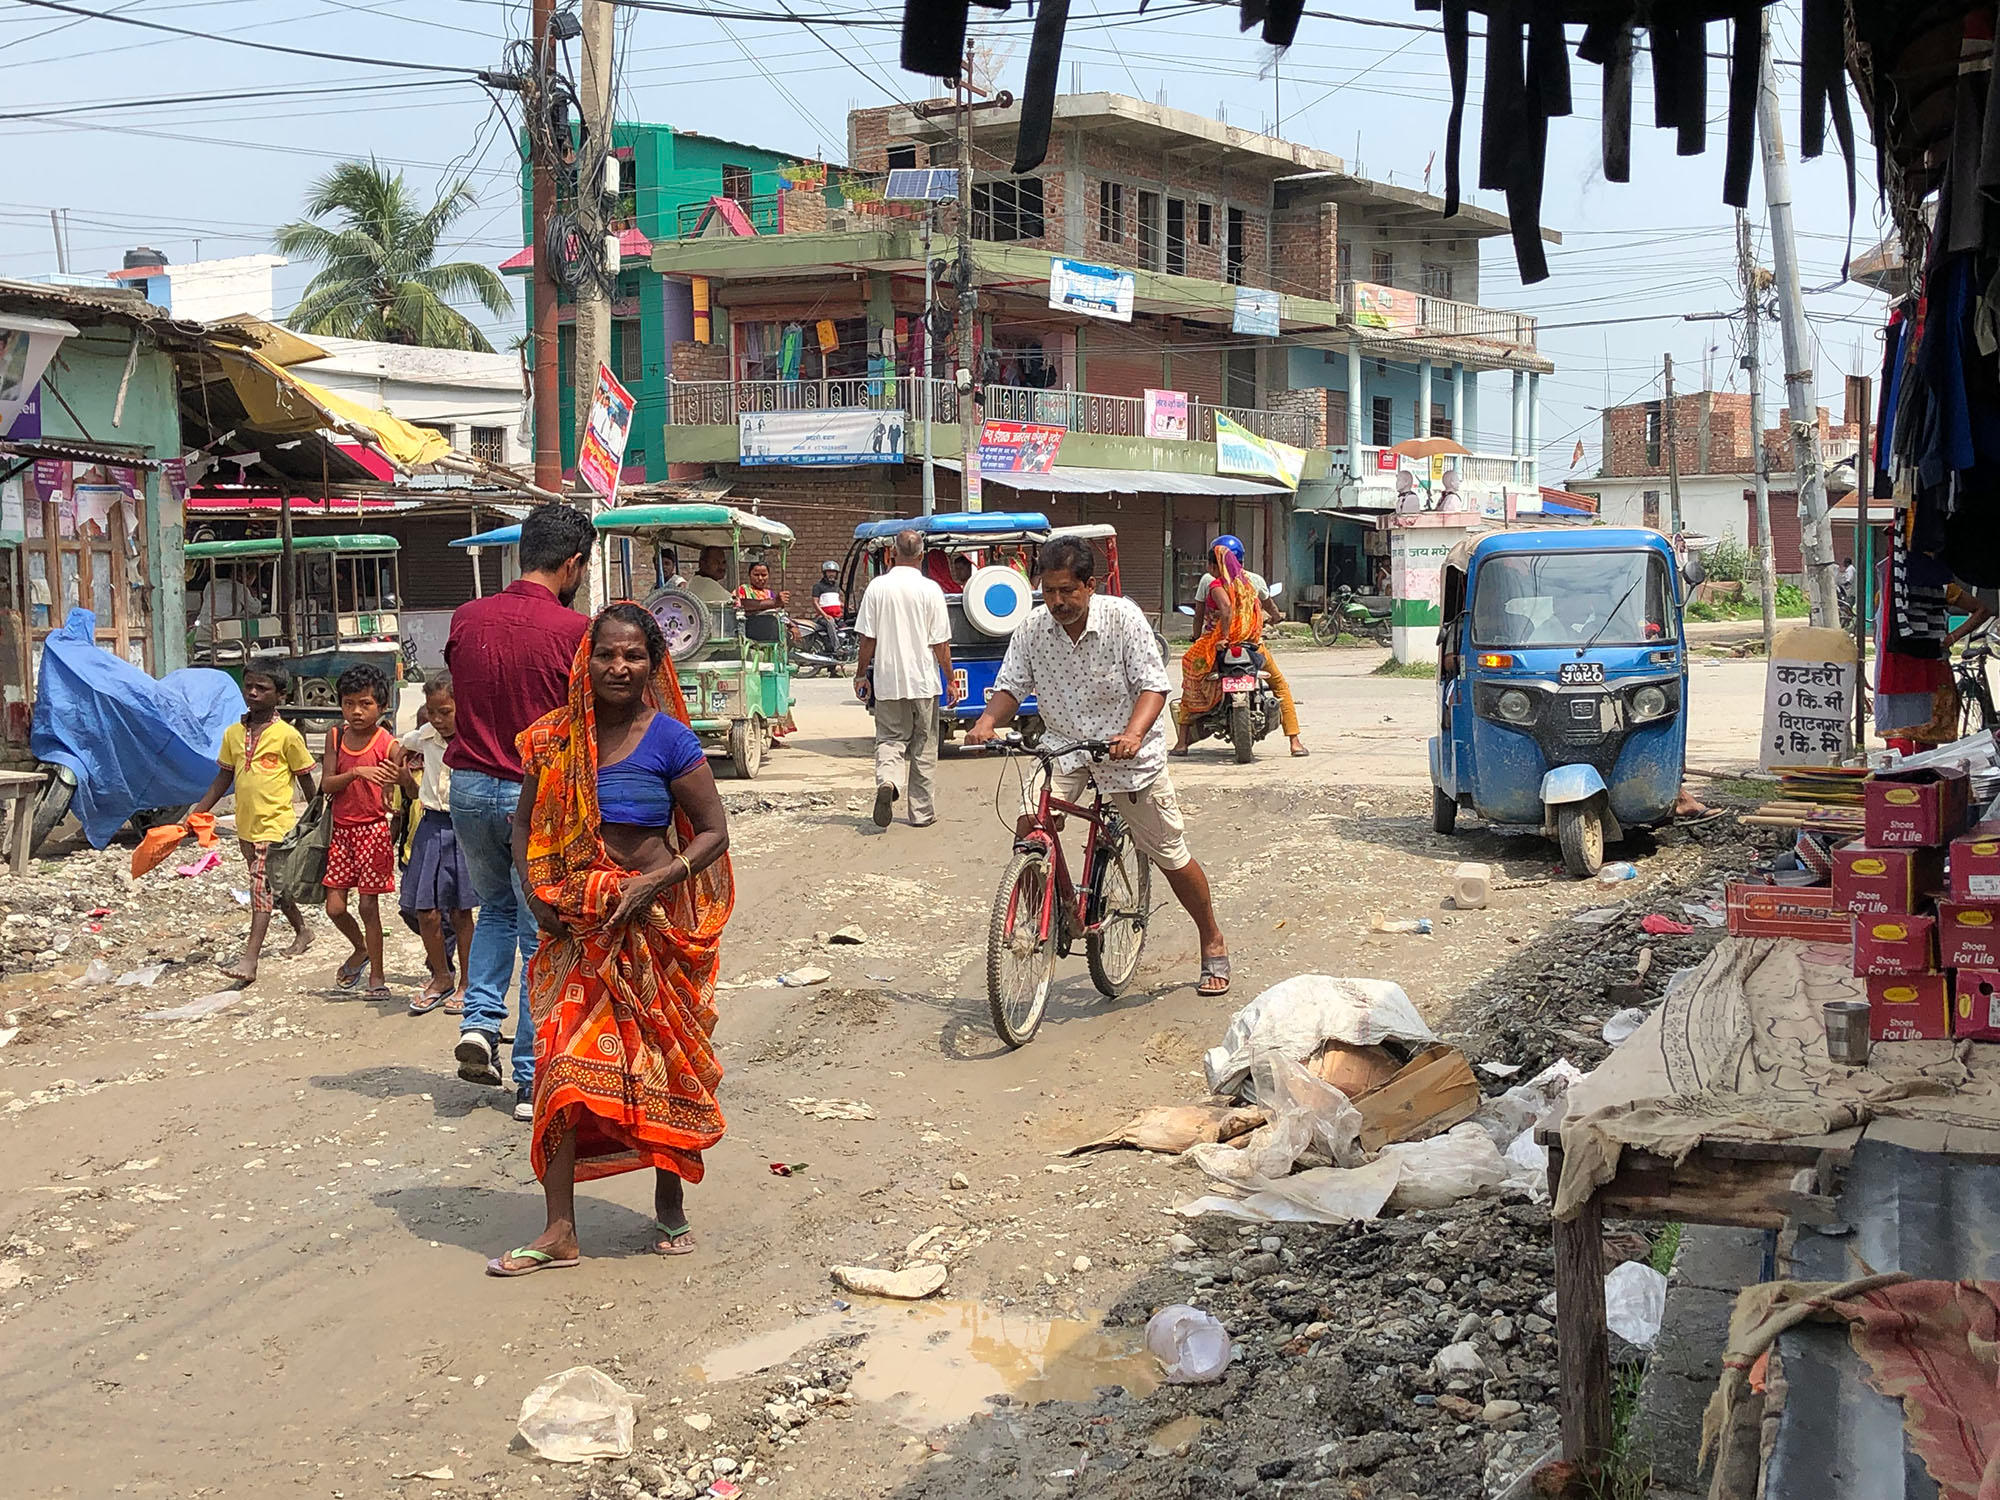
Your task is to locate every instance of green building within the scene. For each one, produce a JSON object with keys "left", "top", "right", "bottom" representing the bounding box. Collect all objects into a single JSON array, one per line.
[{"left": 504, "top": 123, "right": 817, "bottom": 482}]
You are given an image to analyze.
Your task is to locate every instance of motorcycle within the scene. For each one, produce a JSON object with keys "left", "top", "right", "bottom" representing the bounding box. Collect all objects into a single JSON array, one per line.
[
  {"left": 1182, "top": 640, "right": 1283, "bottom": 763},
  {"left": 1311, "top": 585, "right": 1393, "bottom": 647},
  {"left": 789, "top": 598, "right": 856, "bottom": 678}
]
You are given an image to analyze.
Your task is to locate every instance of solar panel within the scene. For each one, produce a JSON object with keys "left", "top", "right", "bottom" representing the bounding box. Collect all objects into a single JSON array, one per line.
[{"left": 884, "top": 168, "right": 960, "bottom": 201}]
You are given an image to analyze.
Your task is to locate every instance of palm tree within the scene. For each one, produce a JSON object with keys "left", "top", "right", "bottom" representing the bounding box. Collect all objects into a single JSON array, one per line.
[{"left": 276, "top": 159, "right": 512, "bottom": 352}]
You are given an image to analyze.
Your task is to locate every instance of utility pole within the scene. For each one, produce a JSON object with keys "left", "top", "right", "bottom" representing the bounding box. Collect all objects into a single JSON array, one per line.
[
  {"left": 1738, "top": 209, "right": 1779, "bottom": 654},
  {"left": 956, "top": 39, "right": 980, "bottom": 512},
  {"left": 1850, "top": 373, "right": 1873, "bottom": 751},
  {"left": 1757, "top": 6, "right": 1838, "bottom": 627},
  {"left": 48, "top": 210, "right": 66, "bottom": 274},
  {"left": 528, "top": 0, "right": 563, "bottom": 494},
  {"left": 573, "top": 0, "right": 615, "bottom": 605},
  {"left": 1661, "top": 353, "right": 1683, "bottom": 537},
  {"left": 921, "top": 209, "right": 937, "bottom": 515}
]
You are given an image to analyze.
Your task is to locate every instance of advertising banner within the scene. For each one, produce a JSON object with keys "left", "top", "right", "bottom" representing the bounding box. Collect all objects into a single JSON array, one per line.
[
  {"left": 1349, "top": 281, "right": 1416, "bottom": 332},
  {"left": 1048, "top": 257, "right": 1135, "bottom": 322},
  {"left": 1213, "top": 412, "right": 1304, "bottom": 490},
  {"left": 576, "top": 363, "right": 635, "bottom": 500},
  {"left": 977, "top": 420, "right": 1064, "bottom": 474},
  {"left": 1231, "top": 287, "right": 1281, "bottom": 337},
  {"left": 1143, "top": 389, "right": 1188, "bottom": 441},
  {"left": 738, "top": 407, "right": 906, "bottom": 466}
]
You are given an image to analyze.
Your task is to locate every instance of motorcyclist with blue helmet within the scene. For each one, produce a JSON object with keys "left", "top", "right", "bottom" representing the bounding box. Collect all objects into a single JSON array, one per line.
[{"left": 1171, "top": 533, "right": 1308, "bottom": 758}]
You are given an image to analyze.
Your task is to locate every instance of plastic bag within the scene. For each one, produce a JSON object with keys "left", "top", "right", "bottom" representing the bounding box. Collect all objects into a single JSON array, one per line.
[
  {"left": 1379, "top": 1123, "right": 1508, "bottom": 1210},
  {"left": 1204, "top": 975, "right": 1434, "bottom": 1096},
  {"left": 1602, "top": 1007, "right": 1648, "bottom": 1046},
  {"left": 1471, "top": 1058, "right": 1586, "bottom": 1147},
  {"left": 1175, "top": 1156, "right": 1404, "bottom": 1225},
  {"left": 1145, "top": 1305, "right": 1231, "bottom": 1383},
  {"left": 1604, "top": 1261, "right": 1668, "bottom": 1348},
  {"left": 1185, "top": 1054, "right": 1366, "bottom": 1185},
  {"left": 1500, "top": 1128, "right": 1549, "bottom": 1201},
  {"left": 516, "top": 1366, "right": 640, "bottom": 1463}
]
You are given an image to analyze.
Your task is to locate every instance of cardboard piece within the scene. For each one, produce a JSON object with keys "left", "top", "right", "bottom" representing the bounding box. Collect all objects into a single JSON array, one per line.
[
  {"left": 1758, "top": 626, "right": 1857, "bottom": 770},
  {"left": 1867, "top": 973, "right": 1953, "bottom": 1041},
  {"left": 1936, "top": 901, "right": 2000, "bottom": 970},
  {"left": 1850, "top": 915, "right": 1937, "bottom": 976},
  {"left": 1951, "top": 969, "right": 2000, "bottom": 1042},
  {"left": 1864, "top": 766, "right": 1971, "bottom": 848},
  {"left": 1725, "top": 882, "right": 1852, "bottom": 941},
  {"left": 1831, "top": 842, "right": 1945, "bottom": 916},
  {"left": 1349, "top": 1043, "right": 1479, "bottom": 1152},
  {"left": 1949, "top": 821, "right": 2000, "bottom": 901}
]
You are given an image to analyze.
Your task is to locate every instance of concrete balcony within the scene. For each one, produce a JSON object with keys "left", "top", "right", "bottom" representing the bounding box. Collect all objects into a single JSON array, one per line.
[
  {"left": 1333, "top": 282, "right": 1538, "bottom": 355},
  {"left": 1325, "top": 443, "right": 1537, "bottom": 511}
]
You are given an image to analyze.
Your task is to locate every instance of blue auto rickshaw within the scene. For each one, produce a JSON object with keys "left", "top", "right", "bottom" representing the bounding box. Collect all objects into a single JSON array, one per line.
[
  {"left": 1429, "top": 528, "right": 1693, "bottom": 878},
  {"left": 843, "top": 512, "right": 1050, "bottom": 743}
]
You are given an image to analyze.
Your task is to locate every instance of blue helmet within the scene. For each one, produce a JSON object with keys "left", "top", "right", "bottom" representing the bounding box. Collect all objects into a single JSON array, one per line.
[{"left": 1213, "top": 534, "right": 1245, "bottom": 563}]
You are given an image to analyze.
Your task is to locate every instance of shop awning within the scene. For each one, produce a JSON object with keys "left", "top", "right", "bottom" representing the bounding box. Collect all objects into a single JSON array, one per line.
[
  {"left": 214, "top": 345, "right": 450, "bottom": 469},
  {"left": 936, "top": 460, "right": 1291, "bottom": 497}
]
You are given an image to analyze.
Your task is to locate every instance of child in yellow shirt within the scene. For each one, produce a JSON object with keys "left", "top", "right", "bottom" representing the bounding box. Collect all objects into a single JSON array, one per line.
[{"left": 192, "top": 664, "right": 318, "bottom": 983}]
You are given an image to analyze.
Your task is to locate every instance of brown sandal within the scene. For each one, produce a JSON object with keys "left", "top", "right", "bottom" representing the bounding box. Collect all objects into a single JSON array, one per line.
[{"left": 1197, "top": 954, "right": 1231, "bottom": 996}]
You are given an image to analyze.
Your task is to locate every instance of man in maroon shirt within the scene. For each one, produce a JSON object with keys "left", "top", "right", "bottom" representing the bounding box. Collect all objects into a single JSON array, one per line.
[{"left": 447, "top": 504, "right": 593, "bottom": 1118}]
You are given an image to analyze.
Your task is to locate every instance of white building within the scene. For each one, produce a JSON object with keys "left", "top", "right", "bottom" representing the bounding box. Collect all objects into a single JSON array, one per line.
[{"left": 106, "top": 250, "right": 287, "bottom": 323}]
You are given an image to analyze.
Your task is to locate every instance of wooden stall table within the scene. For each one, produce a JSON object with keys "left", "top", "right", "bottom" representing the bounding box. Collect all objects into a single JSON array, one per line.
[
  {"left": 0, "top": 769, "right": 43, "bottom": 874},
  {"left": 1537, "top": 936, "right": 2000, "bottom": 1470}
]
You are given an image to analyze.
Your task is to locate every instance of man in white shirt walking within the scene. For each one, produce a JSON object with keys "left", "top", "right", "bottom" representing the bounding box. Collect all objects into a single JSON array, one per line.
[
  {"left": 854, "top": 528, "right": 960, "bottom": 828},
  {"left": 966, "top": 534, "right": 1232, "bottom": 997}
]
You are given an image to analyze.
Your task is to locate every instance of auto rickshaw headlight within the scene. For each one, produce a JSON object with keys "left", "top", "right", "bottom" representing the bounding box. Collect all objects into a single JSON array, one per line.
[
  {"left": 1497, "top": 689, "right": 1534, "bottom": 723},
  {"left": 1631, "top": 684, "right": 1669, "bottom": 720}
]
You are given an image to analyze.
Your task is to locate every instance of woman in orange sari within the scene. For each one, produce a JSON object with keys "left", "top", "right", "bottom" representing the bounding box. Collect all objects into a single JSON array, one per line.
[
  {"left": 487, "top": 602, "right": 733, "bottom": 1276},
  {"left": 1171, "top": 537, "right": 1307, "bottom": 757}
]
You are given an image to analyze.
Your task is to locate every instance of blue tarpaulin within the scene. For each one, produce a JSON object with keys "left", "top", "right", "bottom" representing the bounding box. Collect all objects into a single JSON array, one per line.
[{"left": 29, "top": 609, "right": 244, "bottom": 847}]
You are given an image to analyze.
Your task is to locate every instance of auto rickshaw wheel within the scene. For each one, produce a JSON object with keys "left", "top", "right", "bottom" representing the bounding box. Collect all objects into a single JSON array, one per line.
[
  {"left": 728, "top": 718, "right": 764, "bottom": 780},
  {"left": 300, "top": 677, "right": 338, "bottom": 709},
  {"left": 1431, "top": 785, "right": 1457, "bottom": 835},
  {"left": 1557, "top": 801, "right": 1606, "bottom": 879}
]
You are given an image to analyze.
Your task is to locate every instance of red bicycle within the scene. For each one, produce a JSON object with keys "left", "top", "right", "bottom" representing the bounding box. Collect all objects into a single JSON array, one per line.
[{"left": 985, "top": 737, "right": 1154, "bottom": 1047}]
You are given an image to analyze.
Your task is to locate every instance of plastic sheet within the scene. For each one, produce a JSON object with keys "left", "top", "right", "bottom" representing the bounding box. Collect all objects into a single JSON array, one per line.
[
  {"left": 1604, "top": 1261, "right": 1668, "bottom": 1348},
  {"left": 1379, "top": 1123, "right": 1509, "bottom": 1210},
  {"left": 516, "top": 1366, "right": 640, "bottom": 1463},
  {"left": 1175, "top": 1155, "right": 1404, "bottom": 1225},
  {"left": 1203, "top": 974, "right": 1434, "bottom": 1096}
]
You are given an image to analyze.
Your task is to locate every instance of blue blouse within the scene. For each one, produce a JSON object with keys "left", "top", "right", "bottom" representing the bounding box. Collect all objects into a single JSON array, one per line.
[{"left": 597, "top": 713, "right": 706, "bottom": 827}]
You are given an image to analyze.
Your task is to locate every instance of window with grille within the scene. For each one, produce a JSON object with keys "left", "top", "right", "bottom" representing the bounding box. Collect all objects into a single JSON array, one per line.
[
  {"left": 1226, "top": 207, "right": 1247, "bottom": 285},
  {"left": 1337, "top": 241, "right": 1352, "bottom": 284},
  {"left": 1643, "top": 402, "right": 1662, "bottom": 466},
  {"left": 1430, "top": 405, "right": 1452, "bottom": 440},
  {"left": 470, "top": 426, "right": 506, "bottom": 462},
  {"left": 971, "top": 177, "right": 1045, "bottom": 242},
  {"left": 1370, "top": 247, "right": 1394, "bottom": 284},
  {"left": 1165, "top": 198, "right": 1187, "bottom": 275},
  {"left": 1196, "top": 202, "right": 1212, "bottom": 246},
  {"left": 1371, "top": 396, "right": 1392, "bottom": 446},
  {"left": 1098, "top": 181, "right": 1124, "bottom": 242},
  {"left": 1137, "top": 190, "right": 1161, "bottom": 270},
  {"left": 616, "top": 318, "right": 643, "bottom": 386},
  {"left": 721, "top": 163, "right": 753, "bottom": 200},
  {"left": 1420, "top": 260, "right": 1454, "bottom": 299}
]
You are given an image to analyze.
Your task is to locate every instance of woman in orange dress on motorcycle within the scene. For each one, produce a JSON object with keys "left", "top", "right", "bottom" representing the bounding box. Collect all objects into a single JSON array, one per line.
[{"left": 1170, "top": 535, "right": 1307, "bottom": 758}]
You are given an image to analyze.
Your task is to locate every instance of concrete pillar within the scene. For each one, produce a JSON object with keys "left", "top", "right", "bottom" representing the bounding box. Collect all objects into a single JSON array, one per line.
[
  {"left": 1510, "top": 370, "right": 1526, "bottom": 466},
  {"left": 1346, "top": 335, "right": 1364, "bottom": 476},
  {"left": 1527, "top": 372, "right": 1542, "bottom": 489},
  {"left": 1417, "top": 358, "right": 1432, "bottom": 439},
  {"left": 1450, "top": 361, "right": 1465, "bottom": 444}
]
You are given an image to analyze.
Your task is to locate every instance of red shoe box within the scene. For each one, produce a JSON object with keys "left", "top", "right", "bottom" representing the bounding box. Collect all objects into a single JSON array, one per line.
[
  {"left": 1869, "top": 973, "right": 1953, "bottom": 1041},
  {"left": 1725, "top": 882, "right": 1853, "bottom": 941},
  {"left": 1832, "top": 842, "right": 1945, "bottom": 916},
  {"left": 1936, "top": 901, "right": 2000, "bottom": 969},
  {"left": 1950, "top": 822, "right": 2000, "bottom": 901},
  {"left": 1851, "top": 915, "right": 1938, "bottom": 976},
  {"left": 1951, "top": 970, "right": 2000, "bottom": 1041},
  {"left": 1865, "top": 766, "right": 1971, "bottom": 848}
]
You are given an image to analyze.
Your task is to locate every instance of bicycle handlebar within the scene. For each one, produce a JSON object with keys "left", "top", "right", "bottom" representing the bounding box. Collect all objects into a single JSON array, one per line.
[{"left": 987, "top": 733, "right": 1111, "bottom": 762}]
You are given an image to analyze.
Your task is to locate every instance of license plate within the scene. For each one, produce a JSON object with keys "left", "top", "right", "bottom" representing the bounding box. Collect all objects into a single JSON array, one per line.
[
  {"left": 708, "top": 689, "right": 729, "bottom": 713},
  {"left": 1569, "top": 697, "right": 1599, "bottom": 723},
  {"left": 1559, "top": 661, "right": 1606, "bottom": 686},
  {"left": 1220, "top": 675, "right": 1256, "bottom": 692}
]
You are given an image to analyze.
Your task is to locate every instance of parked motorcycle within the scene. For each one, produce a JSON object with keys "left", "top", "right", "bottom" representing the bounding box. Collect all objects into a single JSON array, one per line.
[
  {"left": 1310, "top": 586, "right": 1393, "bottom": 647},
  {"left": 788, "top": 599, "right": 856, "bottom": 678},
  {"left": 1182, "top": 640, "right": 1283, "bottom": 763}
]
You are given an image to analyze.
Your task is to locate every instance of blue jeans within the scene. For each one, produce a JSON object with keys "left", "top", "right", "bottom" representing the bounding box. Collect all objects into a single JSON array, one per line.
[{"left": 450, "top": 769, "right": 538, "bottom": 1090}]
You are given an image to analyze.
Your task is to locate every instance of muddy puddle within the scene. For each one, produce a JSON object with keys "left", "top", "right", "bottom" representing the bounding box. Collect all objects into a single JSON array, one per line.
[{"left": 698, "top": 1300, "right": 1160, "bottom": 1427}]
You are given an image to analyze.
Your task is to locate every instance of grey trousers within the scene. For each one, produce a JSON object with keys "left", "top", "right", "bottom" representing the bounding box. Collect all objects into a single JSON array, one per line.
[{"left": 872, "top": 697, "right": 938, "bottom": 824}]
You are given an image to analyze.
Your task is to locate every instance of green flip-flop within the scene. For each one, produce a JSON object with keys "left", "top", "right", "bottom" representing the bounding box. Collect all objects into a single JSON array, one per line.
[
  {"left": 486, "top": 1246, "right": 580, "bottom": 1277},
  {"left": 651, "top": 1220, "right": 696, "bottom": 1257}
]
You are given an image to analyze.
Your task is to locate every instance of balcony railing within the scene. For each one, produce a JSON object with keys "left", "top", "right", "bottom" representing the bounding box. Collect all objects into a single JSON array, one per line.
[
  {"left": 1333, "top": 282, "right": 1538, "bottom": 352},
  {"left": 1349, "top": 443, "right": 1536, "bottom": 496},
  {"left": 670, "top": 378, "right": 1309, "bottom": 447}
]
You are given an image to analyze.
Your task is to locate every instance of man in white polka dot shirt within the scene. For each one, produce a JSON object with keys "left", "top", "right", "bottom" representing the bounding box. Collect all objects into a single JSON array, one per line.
[{"left": 968, "top": 534, "right": 1232, "bottom": 997}]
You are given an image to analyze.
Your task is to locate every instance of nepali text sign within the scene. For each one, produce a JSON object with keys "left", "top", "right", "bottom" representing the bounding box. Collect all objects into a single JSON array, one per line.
[
  {"left": 738, "top": 407, "right": 906, "bottom": 466},
  {"left": 1231, "top": 287, "right": 1281, "bottom": 337},
  {"left": 577, "top": 363, "right": 635, "bottom": 501},
  {"left": 1144, "top": 388, "right": 1188, "bottom": 441},
  {"left": 977, "top": 420, "right": 1064, "bottom": 474},
  {"left": 1048, "top": 257, "right": 1134, "bottom": 322},
  {"left": 1213, "top": 412, "right": 1304, "bottom": 490},
  {"left": 1759, "top": 626, "right": 1857, "bottom": 770}
]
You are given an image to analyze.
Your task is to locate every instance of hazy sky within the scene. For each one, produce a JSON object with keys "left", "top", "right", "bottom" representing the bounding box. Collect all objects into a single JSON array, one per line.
[{"left": 0, "top": 0, "right": 1886, "bottom": 477}]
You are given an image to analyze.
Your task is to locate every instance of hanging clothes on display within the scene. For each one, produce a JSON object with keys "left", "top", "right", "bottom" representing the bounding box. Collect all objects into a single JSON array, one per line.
[{"left": 777, "top": 323, "right": 804, "bottom": 382}]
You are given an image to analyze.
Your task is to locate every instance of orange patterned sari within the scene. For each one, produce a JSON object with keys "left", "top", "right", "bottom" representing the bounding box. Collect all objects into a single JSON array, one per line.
[
  {"left": 515, "top": 623, "right": 735, "bottom": 1185},
  {"left": 1177, "top": 569, "right": 1264, "bottom": 723}
]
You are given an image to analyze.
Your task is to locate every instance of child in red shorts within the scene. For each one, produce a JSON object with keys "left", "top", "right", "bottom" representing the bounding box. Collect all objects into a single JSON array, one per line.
[{"left": 319, "top": 663, "right": 402, "bottom": 997}]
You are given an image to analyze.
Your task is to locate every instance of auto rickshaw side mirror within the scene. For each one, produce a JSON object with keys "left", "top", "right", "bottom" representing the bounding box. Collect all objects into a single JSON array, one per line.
[{"left": 1682, "top": 555, "right": 1707, "bottom": 589}]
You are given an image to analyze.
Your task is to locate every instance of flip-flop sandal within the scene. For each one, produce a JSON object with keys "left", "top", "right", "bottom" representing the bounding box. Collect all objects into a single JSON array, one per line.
[
  {"left": 1291, "top": 746, "right": 1311, "bottom": 757},
  {"left": 409, "top": 988, "right": 447, "bottom": 1015},
  {"left": 485, "top": 1246, "right": 581, "bottom": 1278},
  {"left": 361, "top": 985, "right": 395, "bottom": 1002},
  {"left": 443, "top": 995, "right": 466, "bottom": 1016},
  {"left": 1676, "top": 807, "right": 1728, "bottom": 824},
  {"left": 334, "top": 957, "right": 367, "bottom": 991},
  {"left": 651, "top": 1220, "right": 696, "bottom": 1257},
  {"left": 1197, "top": 954, "right": 1232, "bottom": 997}
]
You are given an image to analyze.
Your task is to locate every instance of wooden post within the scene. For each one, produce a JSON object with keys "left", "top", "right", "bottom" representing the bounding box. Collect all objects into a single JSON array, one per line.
[{"left": 1548, "top": 1143, "right": 1613, "bottom": 1469}]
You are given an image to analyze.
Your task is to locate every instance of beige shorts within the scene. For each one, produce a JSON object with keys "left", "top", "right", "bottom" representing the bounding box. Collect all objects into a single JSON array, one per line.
[{"left": 1020, "top": 765, "right": 1192, "bottom": 872}]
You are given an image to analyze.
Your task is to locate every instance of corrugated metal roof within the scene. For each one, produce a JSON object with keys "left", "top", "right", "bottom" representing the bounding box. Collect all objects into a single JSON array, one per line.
[
  {"left": 1764, "top": 1138, "right": 2000, "bottom": 1500},
  {"left": 936, "top": 460, "right": 1290, "bottom": 497}
]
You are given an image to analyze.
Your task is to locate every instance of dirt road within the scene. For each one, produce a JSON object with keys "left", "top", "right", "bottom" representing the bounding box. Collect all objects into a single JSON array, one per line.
[{"left": 0, "top": 647, "right": 1768, "bottom": 1498}]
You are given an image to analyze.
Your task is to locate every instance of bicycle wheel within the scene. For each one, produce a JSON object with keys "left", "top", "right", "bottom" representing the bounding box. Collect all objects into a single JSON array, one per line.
[
  {"left": 1959, "top": 668, "right": 1997, "bottom": 738},
  {"left": 1085, "top": 823, "right": 1152, "bottom": 998},
  {"left": 987, "top": 848, "right": 1056, "bottom": 1047}
]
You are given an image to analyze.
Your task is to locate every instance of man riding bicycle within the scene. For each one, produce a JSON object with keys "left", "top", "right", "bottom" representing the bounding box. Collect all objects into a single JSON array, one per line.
[{"left": 966, "top": 534, "right": 1233, "bottom": 998}]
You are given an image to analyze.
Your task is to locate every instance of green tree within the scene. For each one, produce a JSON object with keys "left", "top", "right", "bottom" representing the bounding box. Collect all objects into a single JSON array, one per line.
[{"left": 276, "top": 159, "right": 512, "bottom": 352}]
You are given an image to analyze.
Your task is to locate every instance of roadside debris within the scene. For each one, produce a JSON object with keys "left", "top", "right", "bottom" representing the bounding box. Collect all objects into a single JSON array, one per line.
[
  {"left": 1639, "top": 913, "right": 1695, "bottom": 936},
  {"left": 1067, "top": 1101, "right": 1268, "bottom": 1156},
  {"left": 786, "top": 1097, "right": 875, "bottom": 1121},
  {"left": 1370, "top": 915, "right": 1434, "bottom": 935},
  {"left": 826, "top": 925, "right": 866, "bottom": 944},
  {"left": 1450, "top": 861, "right": 1491, "bottom": 910},
  {"left": 140, "top": 990, "right": 240, "bottom": 1023},
  {"left": 1604, "top": 1261, "right": 1668, "bottom": 1349},
  {"left": 517, "top": 1366, "right": 641, "bottom": 1463},
  {"left": 830, "top": 1263, "right": 946, "bottom": 1300},
  {"left": 1601, "top": 1007, "right": 1648, "bottom": 1046},
  {"left": 1144, "top": 1305, "right": 1231, "bottom": 1383},
  {"left": 776, "top": 965, "right": 832, "bottom": 987}
]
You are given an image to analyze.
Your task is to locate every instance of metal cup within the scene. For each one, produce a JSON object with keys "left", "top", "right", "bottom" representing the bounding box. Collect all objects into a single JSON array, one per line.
[{"left": 1823, "top": 1000, "right": 1872, "bottom": 1066}]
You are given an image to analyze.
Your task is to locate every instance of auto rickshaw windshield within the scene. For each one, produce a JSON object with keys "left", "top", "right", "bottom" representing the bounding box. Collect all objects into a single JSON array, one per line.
[{"left": 1470, "top": 550, "right": 1676, "bottom": 649}]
